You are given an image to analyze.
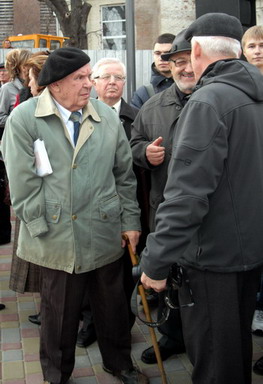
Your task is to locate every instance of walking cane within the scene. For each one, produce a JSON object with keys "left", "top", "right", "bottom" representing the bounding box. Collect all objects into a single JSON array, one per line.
[{"left": 122, "top": 234, "right": 168, "bottom": 384}]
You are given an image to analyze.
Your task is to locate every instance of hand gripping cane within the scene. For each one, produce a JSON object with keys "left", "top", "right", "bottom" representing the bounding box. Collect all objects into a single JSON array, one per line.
[{"left": 122, "top": 234, "right": 168, "bottom": 384}]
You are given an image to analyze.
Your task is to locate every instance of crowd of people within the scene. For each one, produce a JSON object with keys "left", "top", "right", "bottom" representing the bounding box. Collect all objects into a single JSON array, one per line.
[{"left": 1, "top": 13, "right": 263, "bottom": 384}]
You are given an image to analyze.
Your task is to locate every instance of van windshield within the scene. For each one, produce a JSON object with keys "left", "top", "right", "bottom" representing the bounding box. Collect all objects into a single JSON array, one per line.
[{"left": 9, "top": 40, "right": 35, "bottom": 48}]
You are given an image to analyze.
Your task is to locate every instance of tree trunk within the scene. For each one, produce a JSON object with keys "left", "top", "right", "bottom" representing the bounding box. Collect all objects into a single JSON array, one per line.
[{"left": 38, "top": 0, "right": 91, "bottom": 49}]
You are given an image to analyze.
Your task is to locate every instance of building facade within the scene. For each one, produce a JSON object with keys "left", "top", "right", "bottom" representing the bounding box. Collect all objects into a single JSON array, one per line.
[{"left": 0, "top": 0, "right": 263, "bottom": 49}]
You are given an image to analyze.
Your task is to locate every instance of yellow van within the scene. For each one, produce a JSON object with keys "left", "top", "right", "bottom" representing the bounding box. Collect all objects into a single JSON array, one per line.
[{"left": 8, "top": 34, "right": 69, "bottom": 50}]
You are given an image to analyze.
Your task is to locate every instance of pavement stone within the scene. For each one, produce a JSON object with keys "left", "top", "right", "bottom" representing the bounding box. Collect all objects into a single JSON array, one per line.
[{"left": 1, "top": 213, "right": 263, "bottom": 383}]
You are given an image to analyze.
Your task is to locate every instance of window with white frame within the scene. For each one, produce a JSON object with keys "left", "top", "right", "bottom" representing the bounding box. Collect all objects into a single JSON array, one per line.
[{"left": 101, "top": 5, "right": 126, "bottom": 50}]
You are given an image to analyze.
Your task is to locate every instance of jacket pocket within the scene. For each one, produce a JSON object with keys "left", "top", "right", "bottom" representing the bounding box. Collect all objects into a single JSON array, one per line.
[
  {"left": 99, "top": 194, "right": 122, "bottom": 220},
  {"left": 45, "top": 200, "right": 61, "bottom": 224}
]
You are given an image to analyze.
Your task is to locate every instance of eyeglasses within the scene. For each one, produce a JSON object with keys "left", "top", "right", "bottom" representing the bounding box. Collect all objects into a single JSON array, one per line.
[
  {"left": 169, "top": 58, "right": 192, "bottom": 68},
  {"left": 93, "top": 74, "right": 126, "bottom": 82}
]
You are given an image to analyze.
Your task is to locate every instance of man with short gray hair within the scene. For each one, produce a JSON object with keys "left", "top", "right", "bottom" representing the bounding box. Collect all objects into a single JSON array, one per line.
[{"left": 140, "top": 13, "right": 263, "bottom": 384}]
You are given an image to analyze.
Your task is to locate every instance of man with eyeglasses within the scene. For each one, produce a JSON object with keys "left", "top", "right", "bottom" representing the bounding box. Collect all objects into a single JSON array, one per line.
[
  {"left": 130, "top": 30, "right": 196, "bottom": 365},
  {"left": 131, "top": 33, "right": 175, "bottom": 109}
]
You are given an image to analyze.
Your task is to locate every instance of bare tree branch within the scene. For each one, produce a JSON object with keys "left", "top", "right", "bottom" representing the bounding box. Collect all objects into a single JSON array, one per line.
[{"left": 37, "top": 0, "right": 92, "bottom": 48}]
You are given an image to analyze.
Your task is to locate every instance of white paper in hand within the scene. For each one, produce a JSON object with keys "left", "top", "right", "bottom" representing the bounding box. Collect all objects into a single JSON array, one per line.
[{"left": 34, "top": 139, "right": 53, "bottom": 177}]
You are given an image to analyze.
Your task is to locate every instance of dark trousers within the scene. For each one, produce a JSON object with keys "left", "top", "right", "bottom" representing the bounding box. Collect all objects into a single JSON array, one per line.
[
  {"left": 39, "top": 258, "right": 133, "bottom": 384},
  {"left": 179, "top": 266, "right": 261, "bottom": 384},
  {"left": 80, "top": 250, "right": 136, "bottom": 335},
  {"left": 157, "top": 290, "right": 185, "bottom": 349},
  {"left": 0, "top": 161, "right": 11, "bottom": 244}
]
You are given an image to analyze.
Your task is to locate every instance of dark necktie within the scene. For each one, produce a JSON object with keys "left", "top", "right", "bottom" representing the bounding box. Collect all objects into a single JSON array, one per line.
[{"left": 70, "top": 111, "right": 81, "bottom": 145}]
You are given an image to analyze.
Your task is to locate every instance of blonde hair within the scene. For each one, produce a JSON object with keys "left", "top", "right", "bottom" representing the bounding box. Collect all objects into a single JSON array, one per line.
[
  {"left": 5, "top": 49, "right": 32, "bottom": 80},
  {"left": 242, "top": 25, "right": 263, "bottom": 49},
  {"left": 25, "top": 51, "right": 50, "bottom": 93}
]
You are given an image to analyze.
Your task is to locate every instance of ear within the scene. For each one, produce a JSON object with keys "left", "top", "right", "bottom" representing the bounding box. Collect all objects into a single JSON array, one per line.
[
  {"left": 49, "top": 81, "right": 60, "bottom": 93},
  {"left": 192, "top": 40, "right": 201, "bottom": 60}
]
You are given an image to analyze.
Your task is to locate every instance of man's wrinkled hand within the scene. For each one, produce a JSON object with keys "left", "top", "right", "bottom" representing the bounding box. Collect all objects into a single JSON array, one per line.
[
  {"left": 121, "top": 230, "right": 141, "bottom": 254},
  {"left": 141, "top": 272, "right": 167, "bottom": 292},
  {"left": 146, "top": 136, "right": 165, "bottom": 166}
]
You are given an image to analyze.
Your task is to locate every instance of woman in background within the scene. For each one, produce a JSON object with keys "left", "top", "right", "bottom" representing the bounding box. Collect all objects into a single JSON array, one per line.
[
  {"left": 0, "top": 49, "right": 31, "bottom": 246},
  {"left": 9, "top": 51, "right": 50, "bottom": 325}
]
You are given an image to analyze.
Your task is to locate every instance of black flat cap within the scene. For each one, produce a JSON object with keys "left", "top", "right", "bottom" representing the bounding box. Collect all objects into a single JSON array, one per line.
[
  {"left": 161, "top": 29, "right": 191, "bottom": 61},
  {"left": 185, "top": 13, "right": 243, "bottom": 43},
  {"left": 38, "top": 47, "right": 90, "bottom": 86}
]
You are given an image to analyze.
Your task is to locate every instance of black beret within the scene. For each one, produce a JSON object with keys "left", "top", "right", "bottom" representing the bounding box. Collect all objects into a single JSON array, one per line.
[
  {"left": 185, "top": 13, "right": 243, "bottom": 43},
  {"left": 161, "top": 29, "right": 191, "bottom": 61},
  {"left": 38, "top": 47, "right": 90, "bottom": 86}
]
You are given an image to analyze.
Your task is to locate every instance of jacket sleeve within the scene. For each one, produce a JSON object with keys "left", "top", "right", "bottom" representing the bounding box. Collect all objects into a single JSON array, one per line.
[
  {"left": 130, "top": 109, "right": 158, "bottom": 171},
  {"left": 0, "top": 86, "right": 12, "bottom": 128},
  {"left": 1, "top": 106, "right": 49, "bottom": 238},
  {"left": 113, "top": 120, "right": 141, "bottom": 232},
  {"left": 140, "top": 99, "right": 229, "bottom": 279}
]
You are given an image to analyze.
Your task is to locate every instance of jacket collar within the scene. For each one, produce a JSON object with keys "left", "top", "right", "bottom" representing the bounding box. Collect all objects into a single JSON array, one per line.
[{"left": 35, "top": 87, "right": 101, "bottom": 123}]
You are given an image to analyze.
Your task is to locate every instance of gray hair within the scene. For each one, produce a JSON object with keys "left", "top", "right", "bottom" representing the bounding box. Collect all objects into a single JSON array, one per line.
[
  {"left": 91, "top": 57, "right": 126, "bottom": 79},
  {"left": 192, "top": 36, "right": 241, "bottom": 59}
]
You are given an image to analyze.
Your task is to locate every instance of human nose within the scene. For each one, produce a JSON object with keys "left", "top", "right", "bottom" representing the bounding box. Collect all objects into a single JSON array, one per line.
[
  {"left": 84, "top": 75, "right": 93, "bottom": 87},
  {"left": 184, "top": 61, "right": 193, "bottom": 71},
  {"left": 108, "top": 74, "right": 117, "bottom": 82}
]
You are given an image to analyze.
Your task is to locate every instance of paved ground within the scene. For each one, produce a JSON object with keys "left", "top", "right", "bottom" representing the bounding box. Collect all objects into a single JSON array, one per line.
[{"left": 1, "top": 213, "right": 263, "bottom": 384}]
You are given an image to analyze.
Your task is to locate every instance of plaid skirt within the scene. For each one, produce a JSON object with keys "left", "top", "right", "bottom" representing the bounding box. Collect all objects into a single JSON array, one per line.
[{"left": 9, "top": 218, "right": 40, "bottom": 294}]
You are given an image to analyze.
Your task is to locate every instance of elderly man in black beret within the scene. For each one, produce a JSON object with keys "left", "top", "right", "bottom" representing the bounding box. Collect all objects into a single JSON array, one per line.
[
  {"left": 139, "top": 13, "right": 263, "bottom": 384},
  {"left": 2, "top": 47, "right": 148, "bottom": 384}
]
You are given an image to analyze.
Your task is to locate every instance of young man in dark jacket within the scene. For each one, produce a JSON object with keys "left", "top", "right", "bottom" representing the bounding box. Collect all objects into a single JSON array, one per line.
[
  {"left": 140, "top": 13, "right": 263, "bottom": 384},
  {"left": 130, "top": 30, "right": 196, "bottom": 364},
  {"left": 130, "top": 33, "right": 175, "bottom": 109}
]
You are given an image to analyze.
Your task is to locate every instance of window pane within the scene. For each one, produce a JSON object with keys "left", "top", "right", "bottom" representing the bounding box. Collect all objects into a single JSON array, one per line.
[
  {"left": 39, "top": 39, "right": 47, "bottom": 48},
  {"left": 101, "top": 5, "right": 126, "bottom": 50},
  {"left": 103, "top": 37, "right": 126, "bottom": 50},
  {"left": 102, "top": 5, "right": 125, "bottom": 21},
  {"left": 103, "top": 21, "right": 126, "bottom": 37},
  {"left": 50, "top": 40, "right": 61, "bottom": 50},
  {"left": 10, "top": 40, "right": 35, "bottom": 48}
]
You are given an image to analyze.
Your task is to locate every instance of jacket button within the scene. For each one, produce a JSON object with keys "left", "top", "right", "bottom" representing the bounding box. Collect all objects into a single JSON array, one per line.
[
  {"left": 72, "top": 215, "right": 77, "bottom": 220},
  {"left": 52, "top": 215, "right": 57, "bottom": 220},
  {"left": 72, "top": 163, "right": 77, "bottom": 169}
]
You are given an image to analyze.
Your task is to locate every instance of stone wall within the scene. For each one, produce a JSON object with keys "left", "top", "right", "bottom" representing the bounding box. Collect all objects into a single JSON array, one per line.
[{"left": 159, "top": 0, "right": 196, "bottom": 36}]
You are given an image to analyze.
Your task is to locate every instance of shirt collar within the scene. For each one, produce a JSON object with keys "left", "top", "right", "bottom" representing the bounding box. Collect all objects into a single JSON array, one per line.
[
  {"left": 52, "top": 98, "right": 82, "bottom": 125},
  {"left": 112, "top": 99, "right": 121, "bottom": 114}
]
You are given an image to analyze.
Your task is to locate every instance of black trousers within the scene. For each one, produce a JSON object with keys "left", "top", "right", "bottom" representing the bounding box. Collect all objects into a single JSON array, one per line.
[
  {"left": 39, "top": 258, "right": 133, "bottom": 384},
  {"left": 179, "top": 266, "right": 261, "bottom": 384},
  {"left": 80, "top": 250, "right": 136, "bottom": 333},
  {"left": 0, "top": 161, "right": 11, "bottom": 244},
  {"left": 157, "top": 290, "right": 185, "bottom": 349}
]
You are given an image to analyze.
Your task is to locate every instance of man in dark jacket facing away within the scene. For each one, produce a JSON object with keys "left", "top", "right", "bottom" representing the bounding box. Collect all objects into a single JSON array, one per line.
[
  {"left": 130, "top": 31, "right": 196, "bottom": 364},
  {"left": 140, "top": 13, "right": 263, "bottom": 384}
]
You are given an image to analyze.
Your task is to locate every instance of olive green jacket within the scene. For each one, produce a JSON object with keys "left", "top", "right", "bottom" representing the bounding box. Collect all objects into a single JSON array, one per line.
[{"left": 2, "top": 88, "right": 140, "bottom": 273}]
